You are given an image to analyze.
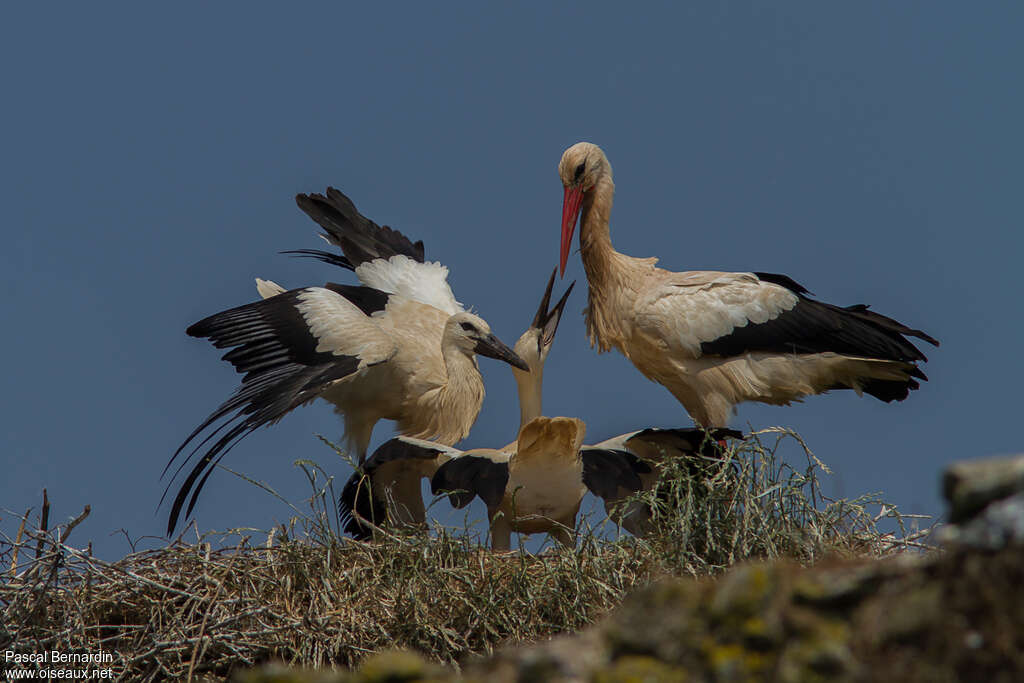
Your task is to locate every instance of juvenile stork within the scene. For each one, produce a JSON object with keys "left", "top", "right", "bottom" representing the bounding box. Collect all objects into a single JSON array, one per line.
[
  {"left": 426, "top": 273, "right": 741, "bottom": 549},
  {"left": 336, "top": 270, "right": 575, "bottom": 539},
  {"left": 557, "top": 142, "right": 939, "bottom": 428},
  {"left": 432, "top": 416, "right": 590, "bottom": 549},
  {"left": 341, "top": 270, "right": 741, "bottom": 546},
  {"left": 584, "top": 426, "right": 740, "bottom": 536},
  {"left": 164, "top": 189, "right": 528, "bottom": 535}
]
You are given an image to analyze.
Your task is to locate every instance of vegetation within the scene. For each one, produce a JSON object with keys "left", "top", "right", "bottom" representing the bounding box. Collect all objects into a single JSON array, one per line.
[{"left": 1, "top": 429, "right": 928, "bottom": 681}]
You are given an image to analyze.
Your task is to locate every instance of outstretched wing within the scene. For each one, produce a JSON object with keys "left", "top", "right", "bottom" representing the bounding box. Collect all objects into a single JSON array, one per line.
[
  {"left": 164, "top": 286, "right": 397, "bottom": 535},
  {"left": 580, "top": 448, "right": 648, "bottom": 501},
  {"left": 294, "top": 187, "right": 462, "bottom": 315},
  {"left": 295, "top": 187, "right": 425, "bottom": 267},
  {"left": 431, "top": 453, "right": 510, "bottom": 509},
  {"left": 619, "top": 427, "right": 744, "bottom": 457}
]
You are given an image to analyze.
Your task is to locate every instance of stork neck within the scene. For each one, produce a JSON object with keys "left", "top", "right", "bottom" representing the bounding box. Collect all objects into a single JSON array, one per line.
[
  {"left": 579, "top": 176, "right": 618, "bottom": 286},
  {"left": 441, "top": 345, "right": 483, "bottom": 394},
  {"left": 435, "top": 344, "right": 486, "bottom": 440},
  {"left": 513, "top": 366, "right": 544, "bottom": 429}
]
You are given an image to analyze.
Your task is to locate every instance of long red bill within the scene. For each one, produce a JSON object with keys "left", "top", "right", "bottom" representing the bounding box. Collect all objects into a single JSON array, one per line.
[{"left": 560, "top": 185, "right": 585, "bottom": 277}]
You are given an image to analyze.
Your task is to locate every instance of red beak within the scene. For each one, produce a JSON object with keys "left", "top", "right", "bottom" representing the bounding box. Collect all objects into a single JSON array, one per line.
[{"left": 560, "top": 185, "right": 585, "bottom": 277}]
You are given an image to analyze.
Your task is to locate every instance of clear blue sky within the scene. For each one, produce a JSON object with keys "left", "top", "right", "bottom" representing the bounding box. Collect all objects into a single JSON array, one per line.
[{"left": 2, "top": 3, "right": 1020, "bottom": 559}]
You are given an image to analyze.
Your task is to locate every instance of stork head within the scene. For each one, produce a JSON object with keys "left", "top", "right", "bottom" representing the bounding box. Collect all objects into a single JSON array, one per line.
[
  {"left": 513, "top": 269, "right": 575, "bottom": 375},
  {"left": 558, "top": 142, "right": 611, "bottom": 276},
  {"left": 445, "top": 312, "right": 530, "bottom": 371}
]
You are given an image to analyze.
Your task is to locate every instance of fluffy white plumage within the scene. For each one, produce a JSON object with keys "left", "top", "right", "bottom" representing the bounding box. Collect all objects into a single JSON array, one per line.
[{"left": 354, "top": 255, "right": 463, "bottom": 315}]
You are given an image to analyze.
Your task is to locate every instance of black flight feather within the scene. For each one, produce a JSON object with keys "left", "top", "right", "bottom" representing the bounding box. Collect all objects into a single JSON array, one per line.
[
  {"left": 295, "top": 187, "right": 425, "bottom": 267},
  {"left": 337, "top": 438, "right": 449, "bottom": 539},
  {"left": 432, "top": 456, "right": 510, "bottom": 509},
  {"left": 164, "top": 287, "right": 386, "bottom": 535},
  {"left": 580, "top": 449, "right": 646, "bottom": 500},
  {"left": 700, "top": 273, "right": 938, "bottom": 402},
  {"left": 282, "top": 248, "right": 355, "bottom": 271}
]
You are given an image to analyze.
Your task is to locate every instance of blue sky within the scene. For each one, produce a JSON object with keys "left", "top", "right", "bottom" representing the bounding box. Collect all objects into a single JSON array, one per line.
[{"left": 2, "top": 3, "right": 1021, "bottom": 559}]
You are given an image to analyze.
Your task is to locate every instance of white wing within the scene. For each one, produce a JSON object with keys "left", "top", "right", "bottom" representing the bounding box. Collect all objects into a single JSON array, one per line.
[
  {"left": 354, "top": 255, "right": 463, "bottom": 315},
  {"left": 294, "top": 287, "right": 398, "bottom": 366},
  {"left": 255, "top": 278, "right": 286, "bottom": 299}
]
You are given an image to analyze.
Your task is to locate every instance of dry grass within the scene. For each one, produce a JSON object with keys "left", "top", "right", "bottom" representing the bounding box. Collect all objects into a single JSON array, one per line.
[{"left": 0, "top": 429, "right": 930, "bottom": 681}]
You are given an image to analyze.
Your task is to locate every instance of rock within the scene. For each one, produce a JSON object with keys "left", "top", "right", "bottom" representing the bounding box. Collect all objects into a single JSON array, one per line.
[
  {"left": 237, "top": 544, "right": 1024, "bottom": 682},
  {"left": 940, "top": 491, "right": 1024, "bottom": 549},
  {"left": 357, "top": 650, "right": 442, "bottom": 682},
  {"left": 943, "top": 454, "right": 1024, "bottom": 524}
]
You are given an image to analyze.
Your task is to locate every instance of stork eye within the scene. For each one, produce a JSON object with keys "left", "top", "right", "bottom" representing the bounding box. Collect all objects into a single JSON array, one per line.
[
  {"left": 459, "top": 322, "right": 477, "bottom": 332},
  {"left": 574, "top": 162, "right": 586, "bottom": 181}
]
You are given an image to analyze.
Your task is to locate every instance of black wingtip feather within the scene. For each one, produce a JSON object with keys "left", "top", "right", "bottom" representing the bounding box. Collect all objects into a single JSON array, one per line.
[
  {"left": 630, "top": 427, "right": 744, "bottom": 455},
  {"left": 295, "top": 188, "right": 426, "bottom": 267},
  {"left": 282, "top": 249, "right": 355, "bottom": 271},
  {"left": 335, "top": 438, "right": 449, "bottom": 539},
  {"left": 581, "top": 448, "right": 646, "bottom": 500},
  {"left": 338, "top": 470, "right": 385, "bottom": 540},
  {"left": 701, "top": 280, "right": 939, "bottom": 378},
  {"left": 168, "top": 291, "right": 367, "bottom": 535},
  {"left": 753, "top": 272, "right": 812, "bottom": 295},
  {"left": 431, "top": 457, "right": 509, "bottom": 509}
]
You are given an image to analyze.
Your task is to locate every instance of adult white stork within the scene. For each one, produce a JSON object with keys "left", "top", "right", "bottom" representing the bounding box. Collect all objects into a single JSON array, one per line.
[
  {"left": 557, "top": 142, "right": 939, "bottom": 428},
  {"left": 163, "top": 189, "right": 528, "bottom": 535}
]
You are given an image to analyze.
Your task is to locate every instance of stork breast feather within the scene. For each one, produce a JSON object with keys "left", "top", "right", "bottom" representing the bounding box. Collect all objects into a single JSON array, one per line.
[
  {"left": 355, "top": 255, "right": 463, "bottom": 315},
  {"left": 295, "top": 288, "right": 397, "bottom": 367},
  {"left": 640, "top": 277, "right": 798, "bottom": 355}
]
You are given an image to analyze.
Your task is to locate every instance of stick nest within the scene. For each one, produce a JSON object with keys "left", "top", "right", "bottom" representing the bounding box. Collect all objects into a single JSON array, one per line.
[{"left": 1, "top": 429, "right": 931, "bottom": 681}]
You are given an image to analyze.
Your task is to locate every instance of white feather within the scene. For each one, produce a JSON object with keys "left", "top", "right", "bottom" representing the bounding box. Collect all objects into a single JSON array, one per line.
[
  {"left": 255, "top": 278, "right": 286, "bottom": 299},
  {"left": 355, "top": 255, "right": 463, "bottom": 315},
  {"left": 295, "top": 288, "right": 397, "bottom": 367},
  {"left": 637, "top": 273, "right": 798, "bottom": 356}
]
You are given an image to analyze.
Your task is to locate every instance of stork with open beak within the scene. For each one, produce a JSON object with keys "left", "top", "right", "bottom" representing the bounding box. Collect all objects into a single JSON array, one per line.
[
  {"left": 340, "top": 270, "right": 742, "bottom": 548},
  {"left": 557, "top": 142, "right": 939, "bottom": 429},
  {"left": 432, "top": 416, "right": 591, "bottom": 550},
  {"left": 427, "top": 273, "right": 743, "bottom": 550},
  {"left": 163, "top": 189, "right": 528, "bottom": 536},
  {"left": 336, "top": 270, "right": 575, "bottom": 539}
]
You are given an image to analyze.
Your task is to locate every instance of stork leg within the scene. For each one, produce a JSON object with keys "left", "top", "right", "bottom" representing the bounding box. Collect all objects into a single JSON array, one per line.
[
  {"left": 619, "top": 503, "right": 653, "bottom": 538},
  {"left": 344, "top": 415, "right": 377, "bottom": 465},
  {"left": 490, "top": 511, "right": 512, "bottom": 552},
  {"left": 550, "top": 515, "right": 576, "bottom": 549}
]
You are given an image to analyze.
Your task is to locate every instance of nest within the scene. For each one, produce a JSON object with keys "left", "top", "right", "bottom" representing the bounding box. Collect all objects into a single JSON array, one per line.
[{"left": 1, "top": 429, "right": 931, "bottom": 681}]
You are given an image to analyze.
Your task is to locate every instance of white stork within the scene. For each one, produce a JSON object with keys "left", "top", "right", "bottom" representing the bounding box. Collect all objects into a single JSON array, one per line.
[
  {"left": 429, "top": 418, "right": 738, "bottom": 549},
  {"left": 583, "top": 426, "right": 739, "bottom": 536},
  {"left": 342, "top": 270, "right": 742, "bottom": 547},
  {"left": 163, "top": 189, "right": 528, "bottom": 535},
  {"left": 557, "top": 142, "right": 939, "bottom": 428},
  {"left": 430, "top": 276, "right": 741, "bottom": 547}
]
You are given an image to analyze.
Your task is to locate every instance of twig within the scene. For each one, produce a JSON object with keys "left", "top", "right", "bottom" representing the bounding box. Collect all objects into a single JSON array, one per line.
[
  {"left": 9, "top": 507, "right": 30, "bottom": 578},
  {"left": 35, "top": 489, "right": 50, "bottom": 561}
]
